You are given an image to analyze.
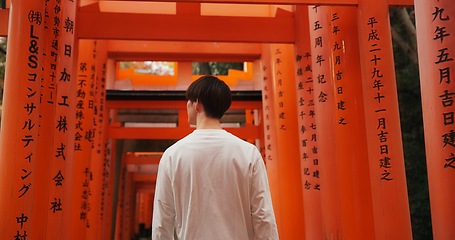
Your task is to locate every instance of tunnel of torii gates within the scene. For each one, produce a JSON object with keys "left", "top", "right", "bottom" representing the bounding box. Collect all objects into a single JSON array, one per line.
[{"left": 0, "top": 0, "right": 454, "bottom": 239}]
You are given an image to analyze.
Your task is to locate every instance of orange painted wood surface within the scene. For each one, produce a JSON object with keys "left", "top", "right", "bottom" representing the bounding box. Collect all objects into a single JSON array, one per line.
[
  {"left": 98, "top": 0, "right": 411, "bottom": 6},
  {"left": 133, "top": 173, "right": 158, "bottom": 183},
  {"left": 101, "top": 139, "right": 117, "bottom": 240},
  {"left": 97, "top": 0, "right": 358, "bottom": 4},
  {"left": 77, "top": 10, "right": 295, "bottom": 43},
  {"left": 294, "top": 5, "right": 322, "bottom": 240},
  {"left": 414, "top": 1, "right": 455, "bottom": 239},
  {"left": 107, "top": 40, "right": 261, "bottom": 62},
  {"left": 125, "top": 152, "right": 162, "bottom": 165},
  {"left": 98, "top": 43, "right": 111, "bottom": 240},
  {"left": 268, "top": 43, "right": 305, "bottom": 239},
  {"left": 129, "top": 184, "right": 138, "bottom": 240},
  {"left": 259, "top": 44, "right": 283, "bottom": 232},
  {"left": 121, "top": 172, "right": 135, "bottom": 240},
  {"left": 308, "top": 6, "right": 342, "bottom": 239},
  {"left": 106, "top": 99, "right": 262, "bottom": 140},
  {"left": 45, "top": 0, "right": 78, "bottom": 238},
  {"left": 357, "top": 0, "right": 412, "bottom": 239},
  {"left": 0, "top": 0, "right": 414, "bottom": 38},
  {"left": 65, "top": 40, "right": 98, "bottom": 240},
  {"left": 0, "top": 9, "right": 8, "bottom": 36},
  {"left": 176, "top": 2, "right": 201, "bottom": 15},
  {"left": 115, "top": 157, "right": 127, "bottom": 240},
  {"left": 33, "top": 0, "right": 58, "bottom": 237},
  {"left": 329, "top": 6, "right": 375, "bottom": 239},
  {"left": 86, "top": 40, "right": 108, "bottom": 240},
  {"left": 0, "top": 0, "right": 45, "bottom": 238}
]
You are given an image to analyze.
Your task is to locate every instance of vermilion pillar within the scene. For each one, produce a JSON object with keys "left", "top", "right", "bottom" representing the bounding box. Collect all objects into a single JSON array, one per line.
[
  {"left": 136, "top": 189, "right": 153, "bottom": 237},
  {"left": 33, "top": 0, "right": 57, "bottom": 237},
  {"left": 46, "top": 0, "right": 78, "bottom": 238},
  {"left": 64, "top": 39, "right": 98, "bottom": 240},
  {"left": 358, "top": 0, "right": 412, "bottom": 239},
  {"left": 294, "top": 6, "right": 322, "bottom": 240},
  {"left": 329, "top": 6, "right": 375, "bottom": 239},
  {"left": 260, "top": 44, "right": 282, "bottom": 230},
  {"left": 144, "top": 192, "right": 153, "bottom": 230},
  {"left": 123, "top": 172, "right": 138, "bottom": 239},
  {"left": 98, "top": 43, "right": 109, "bottom": 237},
  {"left": 106, "top": 113, "right": 121, "bottom": 240},
  {"left": 308, "top": 6, "right": 342, "bottom": 238},
  {"left": 101, "top": 60, "right": 116, "bottom": 239},
  {"left": 101, "top": 59, "right": 118, "bottom": 239},
  {"left": 414, "top": 1, "right": 455, "bottom": 239},
  {"left": 86, "top": 40, "right": 108, "bottom": 240},
  {"left": 245, "top": 108, "right": 255, "bottom": 144},
  {"left": 0, "top": 0, "right": 45, "bottom": 238},
  {"left": 115, "top": 158, "right": 127, "bottom": 240},
  {"left": 134, "top": 190, "right": 142, "bottom": 236},
  {"left": 101, "top": 139, "right": 116, "bottom": 240},
  {"left": 121, "top": 172, "right": 135, "bottom": 240},
  {"left": 267, "top": 43, "right": 305, "bottom": 239}
]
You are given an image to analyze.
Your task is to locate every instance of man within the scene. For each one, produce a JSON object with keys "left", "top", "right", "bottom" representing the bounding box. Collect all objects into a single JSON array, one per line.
[{"left": 152, "top": 76, "right": 279, "bottom": 239}]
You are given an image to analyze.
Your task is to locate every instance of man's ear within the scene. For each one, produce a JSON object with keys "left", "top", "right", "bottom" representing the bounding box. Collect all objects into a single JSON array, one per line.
[{"left": 195, "top": 99, "right": 202, "bottom": 113}]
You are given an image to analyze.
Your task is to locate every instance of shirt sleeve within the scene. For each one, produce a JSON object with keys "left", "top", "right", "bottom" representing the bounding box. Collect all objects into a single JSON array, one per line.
[
  {"left": 152, "top": 153, "right": 176, "bottom": 240},
  {"left": 250, "top": 149, "right": 279, "bottom": 240}
]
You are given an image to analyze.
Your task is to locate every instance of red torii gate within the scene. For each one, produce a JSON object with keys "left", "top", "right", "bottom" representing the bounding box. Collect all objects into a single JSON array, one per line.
[{"left": 0, "top": 0, "right": 454, "bottom": 240}]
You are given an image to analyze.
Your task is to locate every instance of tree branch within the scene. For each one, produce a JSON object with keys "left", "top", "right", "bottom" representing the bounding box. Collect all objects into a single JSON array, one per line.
[
  {"left": 397, "top": 7, "right": 417, "bottom": 50},
  {"left": 391, "top": 27, "right": 418, "bottom": 65}
]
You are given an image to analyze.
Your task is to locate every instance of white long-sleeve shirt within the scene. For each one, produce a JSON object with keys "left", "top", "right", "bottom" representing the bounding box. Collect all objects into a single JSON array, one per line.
[{"left": 152, "top": 129, "right": 278, "bottom": 240}]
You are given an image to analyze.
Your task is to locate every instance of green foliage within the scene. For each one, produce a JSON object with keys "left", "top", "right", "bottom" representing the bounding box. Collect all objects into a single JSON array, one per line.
[
  {"left": 192, "top": 62, "right": 243, "bottom": 75},
  {"left": 0, "top": 37, "right": 6, "bottom": 81},
  {"left": 390, "top": 7, "right": 433, "bottom": 240}
]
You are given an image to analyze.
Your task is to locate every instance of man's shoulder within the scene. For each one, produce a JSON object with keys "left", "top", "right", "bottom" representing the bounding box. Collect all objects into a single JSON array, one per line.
[
  {"left": 224, "top": 131, "right": 259, "bottom": 152},
  {"left": 164, "top": 133, "right": 193, "bottom": 152},
  {"left": 165, "top": 130, "right": 257, "bottom": 152}
]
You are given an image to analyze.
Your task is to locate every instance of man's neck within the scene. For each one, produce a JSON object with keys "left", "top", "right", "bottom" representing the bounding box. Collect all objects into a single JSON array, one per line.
[{"left": 196, "top": 116, "right": 222, "bottom": 129}]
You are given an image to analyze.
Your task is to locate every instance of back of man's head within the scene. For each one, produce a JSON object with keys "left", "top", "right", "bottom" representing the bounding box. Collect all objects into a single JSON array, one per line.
[{"left": 185, "top": 75, "right": 232, "bottom": 119}]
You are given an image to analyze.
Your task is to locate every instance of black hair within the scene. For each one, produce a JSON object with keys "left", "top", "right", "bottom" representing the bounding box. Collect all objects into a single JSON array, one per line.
[{"left": 185, "top": 75, "right": 232, "bottom": 119}]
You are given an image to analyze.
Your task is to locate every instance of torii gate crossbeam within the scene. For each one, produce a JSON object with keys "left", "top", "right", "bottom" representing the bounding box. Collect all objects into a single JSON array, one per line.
[{"left": 94, "top": 0, "right": 412, "bottom": 6}]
